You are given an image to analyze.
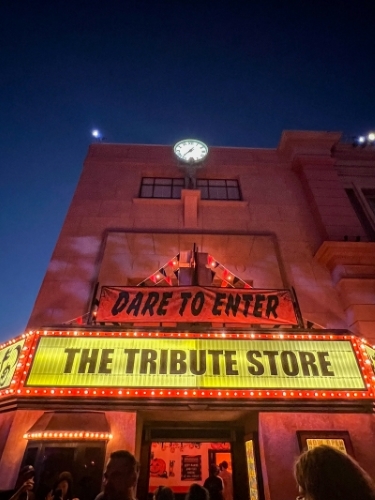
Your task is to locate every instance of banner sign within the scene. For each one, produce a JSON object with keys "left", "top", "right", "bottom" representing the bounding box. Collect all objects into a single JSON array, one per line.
[
  {"left": 0, "top": 339, "right": 25, "bottom": 389},
  {"left": 26, "top": 337, "right": 365, "bottom": 390},
  {"left": 96, "top": 286, "right": 298, "bottom": 326}
]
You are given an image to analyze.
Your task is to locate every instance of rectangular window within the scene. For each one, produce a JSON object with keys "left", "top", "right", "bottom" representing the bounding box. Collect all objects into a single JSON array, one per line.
[
  {"left": 139, "top": 178, "right": 242, "bottom": 201},
  {"left": 345, "top": 188, "right": 375, "bottom": 241},
  {"left": 363, "top": 189, "right": 375, "bottom": 216},
  {"left": 196, "top": 179, "right": 241, "bottom": 200},
  {"left": 140, "top": 178, "right": 184, "bottom": 199}
]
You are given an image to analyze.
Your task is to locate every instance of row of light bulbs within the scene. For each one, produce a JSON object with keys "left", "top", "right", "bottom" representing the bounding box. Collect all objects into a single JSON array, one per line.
[
  {"left": 24, "top": 431, "right": 113, "bottom": 440},
  {"left": 354, "top": 132, "right": 375, "bottom": 146}
]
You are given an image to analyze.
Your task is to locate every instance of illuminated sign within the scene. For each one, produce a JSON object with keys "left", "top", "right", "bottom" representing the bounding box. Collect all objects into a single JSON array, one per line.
[
  {"left": 0, "top": 339, "right": 25, "bottom": 389},
  {"left": 97, "top": 286, "right": 298, "bottom": 326},
  {"left": 364, "top": 345, "right": 375, "bottom": 375},
  {"left": 26, "top": 337, "right": 364, "bottom": 390}
]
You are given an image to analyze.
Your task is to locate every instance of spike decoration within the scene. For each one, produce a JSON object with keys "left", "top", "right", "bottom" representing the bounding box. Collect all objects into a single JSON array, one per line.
[
  {"left": 1, "top": 329, "right": 375, "bottom": 402},
  {"left": 137, "top": 254, "right": 180, "bottom": 287},
  {"left": 207, "top": 255, "right": 252, "bottom": 288},
  {"left": 137, "top": 253, "right": 253, "bottom": 289}
]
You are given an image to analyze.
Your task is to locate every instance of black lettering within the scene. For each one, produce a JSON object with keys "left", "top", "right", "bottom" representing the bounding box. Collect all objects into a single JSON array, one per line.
[
  {"left": 141, "top": 292, "right": 159, "bottom": 316},
  {"left": 126, "top": 292, "right": 143, "bottom": 316},
  {"left": 179, "top": 292, "right": 192, "bottom": 316},
  {"left": 111, "top": 291, "right": 129, "bottom": 315},
  {"left": 140, "top": 349, "right": 157, "bottom": 374},
  {"left": 242, "top": 294, "right": 254, "bottom": 317},
  {"left": 224, "top": 351, "right": 238, "bottom": 375},
  {"left": 253, "top": 294, "right": 266, "bottom": 318},
  {"left": 191, "top": 292, "right": 205, "bottom": 316},
  {"left": 190, "top": 350, "right": 206, "bottom": 375},
  {"left": 159, "top": 350, "right": 168, "bottom": 374},
  {"left": 266, "top": 295, "right": 279, "bottom": 319},
  {"left": 299, "top": 351, "right": 319, "bottom": 376},
  {"left": 208, "top": 350, "right": 224, "bottom": 375},
  {"left": 64, "top": 348, "right": 81, "bottom": 373},
  {"left": 98, "top": 349, "right": 114, "bottom": 374},
  {"left": 318, "top": 352, "right": 335, "bottom": 376},
  {"left": 280, "top": 351, "right": 299, "bottom": 376},
  {"left": 124, "top": 349, "right": 140, "bottom": 374},
  {"left": 78, "top": 349, "right": 99, "bottom": 374},
  {"left": 225, "top": 294, "right": 241, "bottom": 317},
  {"left": 157, "top": 292, "right": 173, "bottom": 316},
  {"left": 246, "top": 351, "right": 264, "bottom": 375},
  {"left": 263, "top": 351, "right": 279, "bottom": 375},
  {"left": 212, "top": 293, "right": 226, "bottom": 316},
  {"left": 170, "top": 350, "right": 187, "bottom": 374}
]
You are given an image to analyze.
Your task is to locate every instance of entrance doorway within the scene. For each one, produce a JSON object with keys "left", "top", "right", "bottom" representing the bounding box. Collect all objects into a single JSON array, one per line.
[
  {"left": 138, "top": 423, "right": 262, "bottom": 500},
  {"left": 148, "top": 441, "right": 232, "bottom": 497}
]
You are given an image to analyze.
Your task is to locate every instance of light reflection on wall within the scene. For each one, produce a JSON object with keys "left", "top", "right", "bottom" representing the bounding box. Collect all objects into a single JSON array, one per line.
[{"left": 245, "top": 440, "right": 259, "bottom": 500}]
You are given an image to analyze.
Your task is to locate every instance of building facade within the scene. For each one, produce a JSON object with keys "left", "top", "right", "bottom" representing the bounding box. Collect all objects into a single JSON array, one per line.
[{"left": 0, "top": 131, "right": 375, "bottom": 500}]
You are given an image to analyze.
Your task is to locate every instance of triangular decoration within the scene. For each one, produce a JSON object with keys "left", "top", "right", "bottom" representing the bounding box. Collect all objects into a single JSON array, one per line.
[
  {"left": 207, "top": 254, "right": 253, "bottom": 289},
  {"left": 136, "top": 253, "right": 252, "bottom": 289},
  {"left": 137, "top": 254, "right": 180, "bottom": 287}
]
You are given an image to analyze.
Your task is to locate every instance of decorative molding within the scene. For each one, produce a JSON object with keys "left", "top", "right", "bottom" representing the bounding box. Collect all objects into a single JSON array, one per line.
[{"left": 314, "top": 241, "right": 375, "bottom": 271}]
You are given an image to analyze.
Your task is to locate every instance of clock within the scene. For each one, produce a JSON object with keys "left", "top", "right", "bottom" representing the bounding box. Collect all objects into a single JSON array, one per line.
[{"left": 174, "top": 139, "right": 208, "bottom": 164}]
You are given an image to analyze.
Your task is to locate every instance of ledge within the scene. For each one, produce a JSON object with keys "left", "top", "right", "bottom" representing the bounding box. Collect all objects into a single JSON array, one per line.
[
  {"left": 200, "top": 200, "right": 248, "bottom": 208},
  {"left": 132, "top": 198, "right": 181, "bottom": 205},
  {"left": 314, "top": 241, "right": 375, "bottom": 270}
]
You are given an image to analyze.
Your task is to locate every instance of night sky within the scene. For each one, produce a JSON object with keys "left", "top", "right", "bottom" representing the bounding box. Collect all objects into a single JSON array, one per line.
[{"left": 1, "top": 0, "right": 374, "bottom": 341}]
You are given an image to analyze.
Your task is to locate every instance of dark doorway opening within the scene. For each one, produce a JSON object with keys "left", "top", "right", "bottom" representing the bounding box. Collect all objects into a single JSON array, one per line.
[{"left": 21, "top": 442, "right": 106, "bottom": 500}]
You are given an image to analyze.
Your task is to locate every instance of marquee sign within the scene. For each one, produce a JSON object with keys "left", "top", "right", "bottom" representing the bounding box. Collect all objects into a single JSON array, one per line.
[
  {"left": 26, "top": 336, "right": 365, "bottom": 391},
  {"left": 96, "top": 286, "right": 298, "bottom": 326}
]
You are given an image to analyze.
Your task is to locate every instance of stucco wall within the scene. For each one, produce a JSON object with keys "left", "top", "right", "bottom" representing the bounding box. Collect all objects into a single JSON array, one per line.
[
  {"left": 27, "top": 141, "right": 353, "bottom": 332},
  {"left": 0, "top": 409, "right": 44, "bottom": 489},
  {"left": 258, "top": 412, "right": 375, "bottom": 500}
]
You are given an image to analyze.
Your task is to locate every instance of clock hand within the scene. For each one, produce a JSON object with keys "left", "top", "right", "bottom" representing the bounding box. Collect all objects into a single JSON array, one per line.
[{"left": 184, "top": 147, "right": 195, "bottom": 157}]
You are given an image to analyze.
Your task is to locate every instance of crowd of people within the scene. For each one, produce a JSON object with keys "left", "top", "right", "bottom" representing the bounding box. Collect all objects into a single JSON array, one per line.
[{"left": 2, "top": 445, "right": 375, "bottom": 500}]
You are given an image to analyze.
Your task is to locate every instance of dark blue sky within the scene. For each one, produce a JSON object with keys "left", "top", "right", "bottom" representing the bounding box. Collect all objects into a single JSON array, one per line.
[{"left": 1, "top": 0, "right": 374, "bottom": 341}]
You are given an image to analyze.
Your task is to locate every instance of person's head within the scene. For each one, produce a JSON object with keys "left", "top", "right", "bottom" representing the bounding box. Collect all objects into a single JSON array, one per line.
[
  {"left": 153, "top": 486, "right": 175, "bottom": 500},
  {"left": 54, "top": 472, "right": 73, "bottom": 500},
  {"left": 16, "top": 465, "right": 35, "bottom": 489},
  {"left": 185, "top": 484, "right": 209, "bottom": 500},
  {"left": 209, "top": 464, "right": 219, "bottom": 476},
  {"left": 103, "top": 450, "right": 140, "bottom": 500},
  {"left": 220, "top": 461, "right": 228, "bottom": 470},
  {"left": 294, "top": 445, "right": 375, "bottom": 500}
]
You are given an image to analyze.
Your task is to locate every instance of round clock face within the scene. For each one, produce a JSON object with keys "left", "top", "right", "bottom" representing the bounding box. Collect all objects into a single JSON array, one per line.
[{"left": 174, "top": 139, "right": 208, "bottom": 164}]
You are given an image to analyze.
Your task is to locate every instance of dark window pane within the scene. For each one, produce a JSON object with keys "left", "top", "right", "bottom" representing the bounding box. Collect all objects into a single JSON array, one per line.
[
  {"left": 226, "top": 180, "right": 238, "bottom": 187},
  {"left": 197, "top": 179, "right": 208, "bottom": 187},
  {"left": 155, "top": 178, "right": 172, "bottom": 185},
  {"left": 154, "top": 185, "right": 172, "bottom": 198},
  {"left": 140, "top": 185, "right": 153, "bottom": 198},
  {"left": 139, "top": 178, "right": 184, "bottom": 199},
  {"left": 77, "top": 447, "right": 106, "bottom": 500},
  {"left": 209, "top": 179, "right": 226, "bottom": 187},
  {"left": 199, "top": 186, "right": 209, "bottom": 199},
  {"left": 228, "top": 187, "right": 240, "bottom": 200},
  {"left": 209, "top": 187, "right": 227, "bottom": 199},
  {"left": 345, "top": 189, "right": 375, "bottom": 241},
  {"left": 363, "top": 189, "right": 375, "bottom": 215},
  {"left": 36, "top": 447, "right": 76, "bottom": 500},
  {"left": 172, "top": 186, "right": 183, "bottom": 198},
  {"left": 142, "top": 178, "right": 154, "bottom": 185}
]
